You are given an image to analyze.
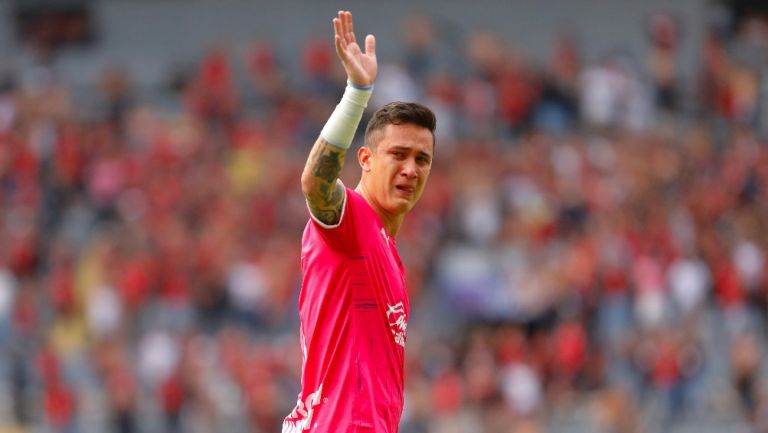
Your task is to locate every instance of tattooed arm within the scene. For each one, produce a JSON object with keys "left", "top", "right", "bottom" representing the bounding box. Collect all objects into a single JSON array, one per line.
[
  {"left": 301, "top": 11, "right": 376, "bottom": 226},
  {"left": 301, "top": 138, "right": 347, "bottom": 225}
]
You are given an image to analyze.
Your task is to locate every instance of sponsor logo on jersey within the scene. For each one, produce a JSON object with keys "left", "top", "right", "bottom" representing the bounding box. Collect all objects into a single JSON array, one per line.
[
  {"left": 282, "top": 384, "right": 323, "bottom": 433},
  {"left": 387, "top": 302, "right": 407, "bottom": 347}
]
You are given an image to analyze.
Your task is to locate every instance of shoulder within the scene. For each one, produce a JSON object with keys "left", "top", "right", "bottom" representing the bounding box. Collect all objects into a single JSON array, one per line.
[{"left": 344, "top": 186, "right": 365, "bottom": 210}]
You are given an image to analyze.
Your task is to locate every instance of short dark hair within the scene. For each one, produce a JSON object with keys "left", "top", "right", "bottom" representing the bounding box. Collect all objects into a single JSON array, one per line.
[{"left": 364, "top": 102, "right": 436, "bottom": 149}]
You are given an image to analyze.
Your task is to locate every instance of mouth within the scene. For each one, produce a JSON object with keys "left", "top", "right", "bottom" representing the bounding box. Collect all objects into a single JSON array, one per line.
[{"left": 395, "top": 185, "right": 416, "bottom": 196}]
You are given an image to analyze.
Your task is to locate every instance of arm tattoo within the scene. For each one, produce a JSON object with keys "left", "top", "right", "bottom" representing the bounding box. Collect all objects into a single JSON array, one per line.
[
  {"left": 314, "top": 149, "right": 342, "bottom": 183},
  {"left": 324, "top": 183, "right": 344, "bottom": 206},
  {"left": 303, "top": 139, "right": 347, "bottom": 225},
  {"left": 307, "top": 201, "right": 341, "bottom": 224}
]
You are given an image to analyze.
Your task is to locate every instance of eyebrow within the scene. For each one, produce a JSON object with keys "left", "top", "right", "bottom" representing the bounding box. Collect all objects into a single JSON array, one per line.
[{"left": 390, "top": 145, "right": 432, "bottom": 159}]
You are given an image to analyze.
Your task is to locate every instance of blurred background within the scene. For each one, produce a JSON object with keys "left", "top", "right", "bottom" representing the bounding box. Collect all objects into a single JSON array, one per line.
[{"left": 1, "top": 0, "right": 768, "bottom": 432}]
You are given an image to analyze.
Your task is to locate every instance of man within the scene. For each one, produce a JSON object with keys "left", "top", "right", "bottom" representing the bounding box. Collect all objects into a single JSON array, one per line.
[{"left": 282, "top": 10, "right": 436, "bottom": 433}]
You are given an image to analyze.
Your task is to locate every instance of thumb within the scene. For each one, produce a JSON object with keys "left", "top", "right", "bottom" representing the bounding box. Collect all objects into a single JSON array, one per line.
[{"left": 365, "top": 34, "right": 376, "bottom": 56}]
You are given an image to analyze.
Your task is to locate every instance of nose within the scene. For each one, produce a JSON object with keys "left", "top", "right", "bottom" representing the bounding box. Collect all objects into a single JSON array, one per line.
[{"left": 400, "top": 159, "right": 418, "bottom": 178}]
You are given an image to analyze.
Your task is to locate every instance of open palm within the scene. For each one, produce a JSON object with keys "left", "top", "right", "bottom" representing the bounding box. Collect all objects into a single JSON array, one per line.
[{"left": 333, "top": 11, "right": 377, "bottom": 87}]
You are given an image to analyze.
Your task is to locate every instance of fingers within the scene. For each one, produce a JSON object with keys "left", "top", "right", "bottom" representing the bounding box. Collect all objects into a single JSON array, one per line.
[
  {"left": 343, "top": 11, "right": 356, "bottom": 44},
  {"left": 365, "top": 34, "right": 376, "bottom": 57},
  {"left": 333, "top": 10, "right": 372, "bottom": 62},
  {"left": 333, "top": 16, "right": 344, "bottom": 48},
  {"left": 333, "top": 11, "right": 356, "bottom": 47},
  {"left": 333, "top": 14, "right": 341, "bottom": 36},
  {"left": 334, "top": 34, "right": 345, "bottom": 60}
]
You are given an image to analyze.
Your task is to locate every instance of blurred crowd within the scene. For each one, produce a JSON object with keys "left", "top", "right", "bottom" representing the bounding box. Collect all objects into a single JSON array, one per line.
[{"left": 1, "top": 7, "right": 768, "bottom": 433}]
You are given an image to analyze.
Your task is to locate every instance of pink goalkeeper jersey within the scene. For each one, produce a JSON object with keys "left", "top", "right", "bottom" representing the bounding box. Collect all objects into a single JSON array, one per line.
[{"left": 283, "top": 186, "right": 409, "bottom": 433}]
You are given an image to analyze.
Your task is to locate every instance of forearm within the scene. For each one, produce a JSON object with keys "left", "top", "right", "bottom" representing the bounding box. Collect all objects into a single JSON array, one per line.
[{"left": 301, "top": 82, "right": 372, "bottom": 225}]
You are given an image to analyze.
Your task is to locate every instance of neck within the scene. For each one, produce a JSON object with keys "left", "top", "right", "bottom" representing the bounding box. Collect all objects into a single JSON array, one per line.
[{"left": 355, "top": 183, "right": 404, "bottom": 237}]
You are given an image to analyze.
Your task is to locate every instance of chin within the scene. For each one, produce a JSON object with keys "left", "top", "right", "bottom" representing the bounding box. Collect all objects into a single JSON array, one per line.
[{"left": 387, "top": 199, "right": 415, "bottom": 215}]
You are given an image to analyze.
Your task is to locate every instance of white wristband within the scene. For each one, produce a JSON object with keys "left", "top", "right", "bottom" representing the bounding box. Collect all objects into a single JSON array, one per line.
[{"left": 320, "top": 82, "right": 373, "bottom": 149}]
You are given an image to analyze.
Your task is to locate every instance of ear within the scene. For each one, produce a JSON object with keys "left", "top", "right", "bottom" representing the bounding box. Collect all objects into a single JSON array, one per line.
[{"left": 358, "top": 146, "right": 373, "bottom": 172}]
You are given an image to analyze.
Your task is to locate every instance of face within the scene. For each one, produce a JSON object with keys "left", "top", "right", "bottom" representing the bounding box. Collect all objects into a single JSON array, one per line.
[{"left": 358, "top": 123, "right": 434, "bottom": 216}]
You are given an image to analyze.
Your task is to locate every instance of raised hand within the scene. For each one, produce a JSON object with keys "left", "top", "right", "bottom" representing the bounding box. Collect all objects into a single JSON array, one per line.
[{"left": 333, "top": 11, "right": 377, "bottom": 87}]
